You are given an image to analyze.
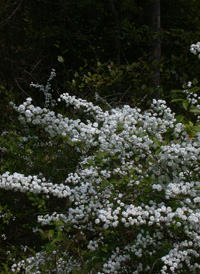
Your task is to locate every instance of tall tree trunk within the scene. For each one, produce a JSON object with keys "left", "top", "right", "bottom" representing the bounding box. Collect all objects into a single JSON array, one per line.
[
  {"left": 148, "top": 0, "right": 161, "bottom": 92},
  {"left": 110, "top": 0, "right": 121, "bottom": 66}
]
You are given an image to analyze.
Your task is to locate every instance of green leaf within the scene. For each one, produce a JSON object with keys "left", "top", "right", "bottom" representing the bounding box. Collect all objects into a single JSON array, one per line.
[
  {"left": 87, "top": 159, "right": 94, "bottom": 166},
  {"left": 189, "top": 121, "right": 193, "bottom": 127},
  {"left": 189, "top": 86, "right": 200, "bottom": 93},
  {"left": 57, "top": 55, "right": 64, "bottom": 63},
  {"left": 74, "top": 72, "right": 79, "bottom": 77},
  {"left": 182, "top": 100, "right": 189, "bottom": 110},
  {"left": 148, "top": 156, "right": 155, "bottom": 163},
  {"left": 135, "top": 156, "right": 139, "bottom": 161},
  {"left": 192, "top": 78, "right": 198, "bottom": 85},
  {"left": 155, "top": 148, "right": 161, "bottom": 155},
  {"left": 171, "top": 89, "right": 183, "bottom": 93},
  {"left": 171, "top": 98, "right": 184, "bottom": 103},
  {"left": 192, "top": 126, "right": 200, "bottom": 132},
  {"left": 141, "top": 84, "right": 147, "bottom": 90},
  {"left": 175, "top": 115, "right": 184, "bottom": 123},
  {"left": 100, "top": 246, "right": 107, "bottom": 252},
  {"left": 72, "top": 268, "right": 81, "bottom": 274},
  {"left": 153, "top": 137, "right": 161, "bottom": 147},
  {"left": 189, "top": 106, "right": 200, "bottom": 114},
  {"left": 48, "top": 230, "right": 55, "bottom": 238},
  {"left": 117, "top": 123, "right": 124, "bottom": 133}
]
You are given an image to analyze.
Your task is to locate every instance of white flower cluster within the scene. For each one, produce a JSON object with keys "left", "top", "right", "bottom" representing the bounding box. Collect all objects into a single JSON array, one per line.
[
  {"left": 161, "top": 241, "right": 200, "bottom": 274},
  {"left": 37, "top": 212, "right": 68, "bottom": 226},
  {"left": 190, "top": 42, "right": 200, "bottom": 58},
  {"left": 4, "top": 58, "right": 200, "bottom": 272},
  {"left": 12, "top": 96, "right": 101, "bottom": 151},
  {"left": 59, "top": 92, "right": 104, "bottom": 120},
  {"left": 30, "top": 69, "right": 56, "bottom": 107},
  {"left": 0, "top": 172, "right": 71, "bottom": 198},
  {"left": 11, "top": 251, "right": 81, "bottom": 274},
  {"left": 101, "top": 247, "right": 131, "bottom": 274}
]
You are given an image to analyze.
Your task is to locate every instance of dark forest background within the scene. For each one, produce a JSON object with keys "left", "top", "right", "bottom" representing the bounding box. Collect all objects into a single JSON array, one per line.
[{"left": 1, "top": 0, "right": 200, "bottom": 127}]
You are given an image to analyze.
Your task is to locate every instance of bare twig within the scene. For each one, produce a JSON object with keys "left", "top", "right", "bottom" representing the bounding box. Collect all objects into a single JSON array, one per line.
[
  {"left": 14, "top": 78, "right": 29, "bottom": 97},
  {"left": 0, "top": 0, "right": 23, "bottom": 27}
]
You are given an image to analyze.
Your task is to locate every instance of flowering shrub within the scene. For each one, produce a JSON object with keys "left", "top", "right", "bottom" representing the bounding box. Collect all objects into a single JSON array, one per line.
[
  {"left": 2, "top": 54, "right": 200, "bottom": 273},
  {"left": 190, "top": 42, "right": 200, "bottom": 59}
]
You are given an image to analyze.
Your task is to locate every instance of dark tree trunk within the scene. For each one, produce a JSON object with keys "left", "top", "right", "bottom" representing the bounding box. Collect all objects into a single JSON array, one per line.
[
  {"left": 148, "top": 0, "right": 161, "bottom": 91},
  {"left": 110, "top": 0, "right": 121, "bottom": 66}
]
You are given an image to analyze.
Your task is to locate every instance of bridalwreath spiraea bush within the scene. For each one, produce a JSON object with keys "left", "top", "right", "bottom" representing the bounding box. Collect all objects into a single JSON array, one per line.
[{"left": 2, "top": 50, "right": 200, "bottom": 273}]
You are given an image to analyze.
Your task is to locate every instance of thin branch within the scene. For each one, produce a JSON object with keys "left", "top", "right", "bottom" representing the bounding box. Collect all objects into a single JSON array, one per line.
[
  {"left": 14, "top": 78, "right": 29, "bottom": 97},
  {"left": 149, "top": 257, "right": 161, "bottom": 273},
  {"left": 0, "top": 0, "right": 23, "bottom": 27}
]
